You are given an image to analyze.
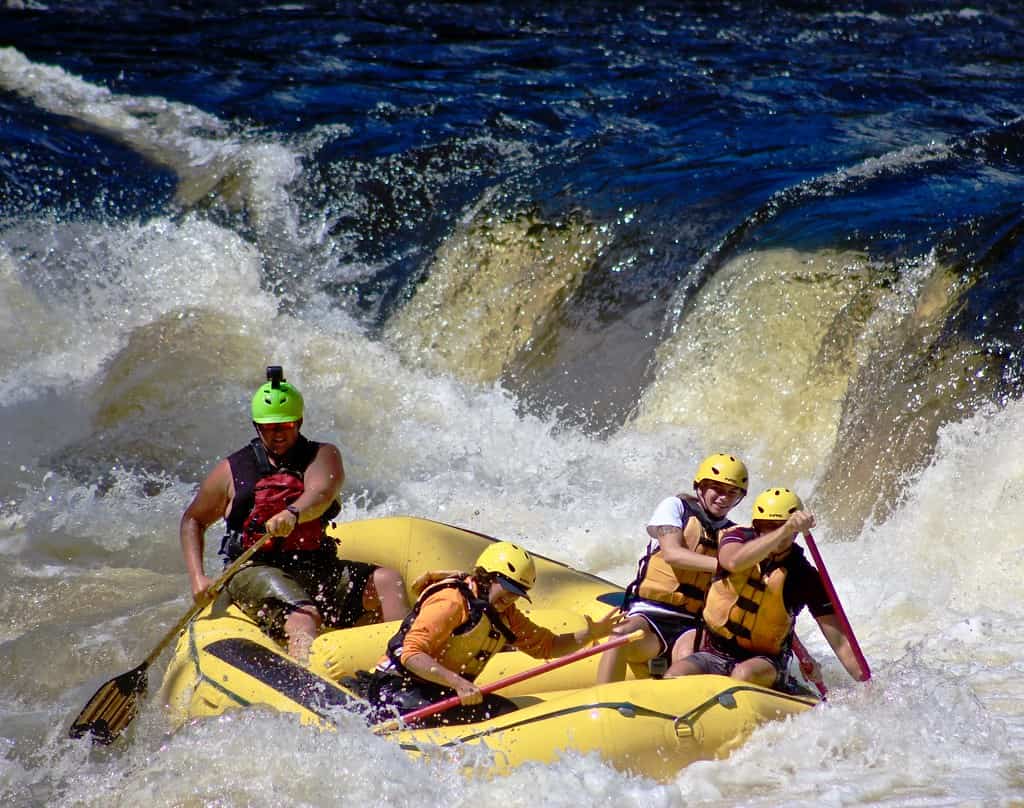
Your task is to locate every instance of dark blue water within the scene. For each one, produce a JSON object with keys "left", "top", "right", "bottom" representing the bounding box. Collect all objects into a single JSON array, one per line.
[{"left": 3, "top": 1, "right": 1024, "bottom": 489}]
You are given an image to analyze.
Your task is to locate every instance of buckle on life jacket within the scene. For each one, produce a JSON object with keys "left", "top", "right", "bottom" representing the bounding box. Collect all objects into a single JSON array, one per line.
[{"left": 219, "top": 530, "right": 244, "bottom": 561}]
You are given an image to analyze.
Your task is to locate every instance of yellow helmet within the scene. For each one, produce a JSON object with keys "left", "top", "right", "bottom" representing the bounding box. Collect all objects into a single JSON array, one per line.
[
  {"left": 475, "top": 541, "right": 536, "bottom": 600},
  {"left": 693, "top": 453, "right": 748, "bottom": 493},
  {"left": 752, "top": 488, "right": 804, "bottom": 522}
]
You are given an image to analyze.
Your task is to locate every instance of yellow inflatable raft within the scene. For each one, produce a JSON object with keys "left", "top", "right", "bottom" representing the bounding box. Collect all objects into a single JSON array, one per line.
[{"left": 160, "top": 516, "right": 818, "bottom": 782}]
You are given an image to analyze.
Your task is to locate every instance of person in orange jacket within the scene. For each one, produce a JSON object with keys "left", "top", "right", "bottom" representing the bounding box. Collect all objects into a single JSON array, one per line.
[{"left": 365, "top": 541, "right": 621, "bottom": 726}]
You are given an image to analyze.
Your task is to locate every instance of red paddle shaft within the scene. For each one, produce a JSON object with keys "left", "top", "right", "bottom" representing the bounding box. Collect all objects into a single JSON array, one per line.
[
  {"left": 790, "top": 633, "right": 828, "bottom": 698},
  {"left": 803, "top": 531, "right": 871, "bottom": 681},
  {"left": 387, "top": 629, "right": 645, "bottom": 727}
]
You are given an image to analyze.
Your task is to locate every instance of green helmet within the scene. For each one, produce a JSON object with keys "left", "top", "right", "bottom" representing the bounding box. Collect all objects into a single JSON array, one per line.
[{"left": 251, "top": 366, "right": 304, "bottom": 424}]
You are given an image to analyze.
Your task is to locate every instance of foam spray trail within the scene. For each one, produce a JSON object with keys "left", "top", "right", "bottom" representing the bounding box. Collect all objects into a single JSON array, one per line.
[{"left": 0, "top": 46, "right": 331, "bottom": 297}]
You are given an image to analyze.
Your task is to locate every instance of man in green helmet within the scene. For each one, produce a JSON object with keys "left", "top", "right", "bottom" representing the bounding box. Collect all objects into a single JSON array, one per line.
[{"left": 180, "top": 366, "right": 409, "bottom": 662}]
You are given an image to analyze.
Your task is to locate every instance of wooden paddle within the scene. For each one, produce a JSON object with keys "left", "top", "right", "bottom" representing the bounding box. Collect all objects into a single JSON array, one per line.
[
  {"left": 373, "top": 628, "right": 645, "bottom": 733},
  {"left": 68, "top": 533, "right": 272, "bottom": 744},
  {"left": 803, "top": 530, "right": 871, "bottom": 681}
]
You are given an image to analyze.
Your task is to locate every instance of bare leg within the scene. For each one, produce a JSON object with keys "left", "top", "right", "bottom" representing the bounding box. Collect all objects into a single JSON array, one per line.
[
  {"left": 362, "top": 566, "right": 409, "bottom": 622},
  {"left": 597, "top": 642, "right": 629, "bottom": 684},
  {"left": 670, "top": 628, "right": 697, "bottom": 664},
  {"left": 596, "top": 615, "right": 662, "bottom": 684},
  {"left": 284, "top": 605, "right": 322, "bottom": 664},
  {"left": 664, "top": 655, "right": 703, "bottom": 678},
  {"left": 730, "top": 657, "right": 777, "bottom": 687}
]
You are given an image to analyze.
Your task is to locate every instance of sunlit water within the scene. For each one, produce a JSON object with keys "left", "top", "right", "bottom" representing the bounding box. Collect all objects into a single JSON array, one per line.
[{"left": 2, "top": 3, "right": 1024, "bottom": 805}]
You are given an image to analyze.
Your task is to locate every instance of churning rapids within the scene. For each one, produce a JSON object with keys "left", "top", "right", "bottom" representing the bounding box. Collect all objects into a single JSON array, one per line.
[{"left": 2, "top": 3, "right": 1024, "bottom": 806}]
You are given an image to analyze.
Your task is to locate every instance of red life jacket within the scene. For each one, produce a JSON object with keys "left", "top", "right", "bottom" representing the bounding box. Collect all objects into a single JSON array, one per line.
[
  {"left": 224, "top": 436, "right": 336, "bottom": 555},
  {"left": 242, "top": 468, "right": 324, "bottom": 552}
]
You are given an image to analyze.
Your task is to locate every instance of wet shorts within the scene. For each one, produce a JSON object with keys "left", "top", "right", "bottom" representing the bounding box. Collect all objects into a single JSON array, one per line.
[
  {"left": 226, "top": 549, "right": 376, "bottom": 640},
  {"left": 685, "top": 634, "right": 785, "bottom": 687}
]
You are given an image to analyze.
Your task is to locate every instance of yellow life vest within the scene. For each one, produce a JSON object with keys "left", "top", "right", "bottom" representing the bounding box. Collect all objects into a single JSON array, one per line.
[
  {"left": 630, "top": 494, "right": 730, "bottom": 615},
  {"left": 703, "top": 540, "right": 794, "bottom": 655},
  {"left": 384, "top": 576, "right": 515, "bottom": 681},
  {"left": 434, "top": 609, "right": 509, "bottom": 679}
]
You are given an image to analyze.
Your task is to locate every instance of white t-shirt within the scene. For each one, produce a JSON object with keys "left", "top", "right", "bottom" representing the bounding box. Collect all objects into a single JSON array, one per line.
[
  {"left": 645, "top": 495, "right": 690, "bottom": 539},
  {"left": 629, "top": 495, "right": 699, "bottom": 621},
  {"left": 633, "top": 494, "right": 712, "bottom": 621}
]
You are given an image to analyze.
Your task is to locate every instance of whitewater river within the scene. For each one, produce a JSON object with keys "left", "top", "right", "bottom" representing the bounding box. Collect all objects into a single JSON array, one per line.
[{"left": 2, "top": 3, "right": 1023, "bottom": 805}]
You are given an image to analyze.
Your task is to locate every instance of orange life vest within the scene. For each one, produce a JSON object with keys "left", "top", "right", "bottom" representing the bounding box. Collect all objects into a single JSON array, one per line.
[
  {"left": 703, "top": 531, "right": 794, "bottom": 654},
  {"left": 626, "top": 494, "right": 732, "bottom": 616}
]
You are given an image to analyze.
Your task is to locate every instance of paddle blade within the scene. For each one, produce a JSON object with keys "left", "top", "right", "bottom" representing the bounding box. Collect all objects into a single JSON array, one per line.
[{"left": 68, "top": 664, "right": 148, "bottom": 745}]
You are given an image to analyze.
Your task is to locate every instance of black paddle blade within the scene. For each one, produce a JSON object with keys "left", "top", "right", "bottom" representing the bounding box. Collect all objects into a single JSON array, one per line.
[{"left": 68, "top": 664, "right": 148, "bottom": 745}]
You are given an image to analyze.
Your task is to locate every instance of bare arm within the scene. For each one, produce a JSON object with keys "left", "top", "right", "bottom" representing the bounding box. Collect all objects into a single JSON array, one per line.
[
  {"left": 402, "top": 652, "right": 475, "bottom": 692},
  {"left": 263, "top": 442, "right": 345, "bottom": 538},
  {"left": 290, "top": 442, "right": 344, "bottom": 520},
  {"left": 719, "top": 511, "right": 815, "bottom": 572},
  {"left": 817, "top": 613, "right": 868, "bottom": 681},
  {"left": 180, "top": 458, "right": 233, "bottom": 599},
  {"left": 402, "top": 652, "right": 483, "bottom": 706},
  {"left": 654, "top": 526, "right": 718, "bottom": 574}
]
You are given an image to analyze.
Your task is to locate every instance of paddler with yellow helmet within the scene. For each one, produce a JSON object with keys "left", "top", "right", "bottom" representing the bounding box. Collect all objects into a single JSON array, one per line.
[
  {"left": 179, "top": 365, "right": 409, "bottom": 663},
  {"left": 664, "top": 487, "right": 865, "bottom": 686},
  {"left": 597, "top": 452, "right": 748, "bottom": 683},
  {"left": 363, "top": 541, "right": 622, "bottom": 726}
]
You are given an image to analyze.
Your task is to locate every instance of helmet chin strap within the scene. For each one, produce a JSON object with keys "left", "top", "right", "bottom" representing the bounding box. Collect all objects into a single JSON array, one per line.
[{"left": 252, "top": 424, "right": 275, "bottom": 456}]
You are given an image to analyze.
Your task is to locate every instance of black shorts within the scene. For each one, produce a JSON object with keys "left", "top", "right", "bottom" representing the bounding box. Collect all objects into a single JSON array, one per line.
[
  {"left": 367, "top": 670, "right": 517, "bottom": 727},
  {"left": 226, "top": 546, "right": 376, "bottom": 639},
  {"left": 627, "top": 602, "right": 700, "bottom": 658}
]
